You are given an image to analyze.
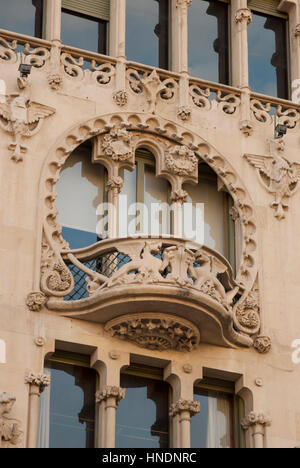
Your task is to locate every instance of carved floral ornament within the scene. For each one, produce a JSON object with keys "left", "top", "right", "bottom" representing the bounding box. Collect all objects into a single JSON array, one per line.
[
  {"left": 25, "top": 371, "right": 50, "bottom": 392},
  {"left": 0, "top": 392, "right": 23, "bottom": 448},
  {"left": 95, "top": 386, "right": 126, "bottom": 404},
  {"left": 39, "top": 112, "right": 260, "bottom": 349},
  {"left": 234, "top": 8, "right": 252, "bottom": 25},
  {"left": 241, "top": 412, "right": 271, "bottom": 430},
  {"left": 169, "top": 399, "right": 200, "bottom": 418}
]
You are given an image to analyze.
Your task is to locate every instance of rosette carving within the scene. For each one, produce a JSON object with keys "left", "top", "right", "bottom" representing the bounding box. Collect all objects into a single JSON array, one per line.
[{"left": 26, "top": 292, "right": 47, "bottom": 312}]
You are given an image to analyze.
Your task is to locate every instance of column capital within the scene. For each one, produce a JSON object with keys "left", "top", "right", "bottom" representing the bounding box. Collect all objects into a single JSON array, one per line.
[
  {"left": 234, "top": 8, "right": 252, "bottom": 25},
  {"left": 176, "top": 0, "right": 192, "bottom": 9},
  {"left": 295, "top": 24, "right": 300, "bottom": 37},
  {"left": 241, "top": 411, "right": 272, "bottom": 430},
  {"left": 96, "top": 386, "right": 126, "bottom": 405},
  {"left": 169, "top": 399, "right": 200, "bottom": 418},
  {"left": 25, "top": 371, "right": 50, "bottom": 393}
]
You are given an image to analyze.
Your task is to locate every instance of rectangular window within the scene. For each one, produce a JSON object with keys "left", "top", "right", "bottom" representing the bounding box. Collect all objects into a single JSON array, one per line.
[
  {"left": 38, "top": 354, "right": 97, "bottom": 448},
  {"left": 61, "top": 0, "right": 109, "bottom": 54},
  {"left": 126, "top": 0, "right": 169, "bottom": 69},
  {"left": 248, "top": 2, "right": 289, "bottom": 98},
  {"left": 1, "top": 0, "right": 43, "bottom": 38},
  {"left": 188, "top": 0, "right": 229, "bottom": 84}
]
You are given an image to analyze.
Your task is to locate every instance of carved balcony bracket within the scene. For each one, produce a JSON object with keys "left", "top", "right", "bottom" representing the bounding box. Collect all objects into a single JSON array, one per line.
[
  {"left": 245, "top": 138, "right": 300, "bottom": 220},
  {"left": 0, "top": 393, "right": 23, "bottom": 448}
]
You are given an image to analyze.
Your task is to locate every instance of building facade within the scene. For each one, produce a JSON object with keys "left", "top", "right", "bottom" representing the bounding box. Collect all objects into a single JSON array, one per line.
[{"left": 0, "top": 0, "right": 300, "bottom": 448}]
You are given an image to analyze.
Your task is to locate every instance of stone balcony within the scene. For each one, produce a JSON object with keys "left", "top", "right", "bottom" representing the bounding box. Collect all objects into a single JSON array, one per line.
[{"left": 42, "top": 236, "right": 255, "bottom": 352}]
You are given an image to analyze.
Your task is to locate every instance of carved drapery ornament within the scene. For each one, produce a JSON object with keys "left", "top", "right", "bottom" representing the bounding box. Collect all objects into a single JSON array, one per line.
[
  {"left": 95, "top": 386, "right": 126, "bottom": 405},
  {"left": 245, "top": 139, "right": 300, "bottom": 220},
  {"left": 0, "top": 89, "right": 55, "bottom": 162},
  {"left": 25, "top": 372, "right": 50, "bottom": 393},
  {"left": 169, "top": 399, "right": 200, "bottom": 418},
  {"left": 0, "top": 393, "right": 23, "bottom": 448}
]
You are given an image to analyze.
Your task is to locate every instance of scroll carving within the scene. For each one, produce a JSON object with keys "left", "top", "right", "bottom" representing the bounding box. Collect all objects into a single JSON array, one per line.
[{"left": 0, "top": 36, "right": 17, "bottom": 63}]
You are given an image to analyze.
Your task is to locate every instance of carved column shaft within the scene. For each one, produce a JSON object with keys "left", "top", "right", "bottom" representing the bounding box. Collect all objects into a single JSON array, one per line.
[
  {"left": 44, "top": 0, "right": 62, "bottom": 41},
  {"left": 169, "top": 399, "right": 200, "bottom": 449},
  {"left": 172, "top": 0, "right": 192, "bottom": 74},
  {"left": 231, "top": 0, "right": 252, "bottom": 89},
  {"left": 25, "top": 372, "right": 50, "bottom": 448},
  {"left": 109, "top": 0, "right": 126, "bottom": 58}
]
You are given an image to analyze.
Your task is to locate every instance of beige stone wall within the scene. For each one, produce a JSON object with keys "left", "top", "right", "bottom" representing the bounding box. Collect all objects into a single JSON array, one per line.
[{"left": 0, "top": 0, "right": 300, "bottom": 448}]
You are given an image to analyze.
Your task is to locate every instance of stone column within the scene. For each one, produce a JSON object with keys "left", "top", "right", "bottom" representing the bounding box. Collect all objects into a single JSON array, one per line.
[
  {"left": 169, "top": 399, "right": 200, "bottom": 448},
  {"left": 171, "top": 0, "right": 192, "bottom": 74},
  {"left": 242, "top": 412, "right": 271, "bottom": 449},
  {"left": 106, "top": 174, "right": 123, "bottom": 238},
  {"left": 110, "top": 0, "right": 127, "bottom": 98},
  {"left": 25, "top": 371, "right": 50, "bottom": 448},
  {"left": 44, "top": 0, "right": 62, "bottom": 42},
  {"left": 91, "top": 349, "right": 130, "bottom": 448},
  {"left": 164, "top": 361, "right": 203, "bottom": 448},
  {"left": 96, "top": 386, "right": 126, "bottom": 448},
  {"left": 278, "top": 0, "right": 300, "bottom": 90},
  {"left": 231, "top": 0, "right": 253, "bottom": 135},
  {"left": 171, "top": 189, "right": 188, "bottom": 238}
]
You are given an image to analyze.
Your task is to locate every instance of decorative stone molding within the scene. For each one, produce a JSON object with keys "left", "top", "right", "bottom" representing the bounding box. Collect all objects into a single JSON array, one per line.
[
  {"left": 100, "top": 127, "right": 135, "bottom": 163},
  {"left": 240, "top": 120, "right": 254, "bottom": 137},
  {"left": 241, "top": 411, "right": 271, "bottom": 430},
  {"left": 183, "top": 364, "right": 193, "bottom": 374},
  {"left": 0, "top": 36, "right": 18, "bottom": 63},
  {"left": 254, "top": 336, "right": 271, "bottom": 354},
  {"left": 25, "top": 371, "right": 50, "bottom": 393},
  {"left": 127, "top": 69, "right": 177, "bottom": 113},
  {"left": 34, "top": 337, "right": 45, "bottom": 347},
  {"left": 48, "top": 73, "right": 63, "bottom": 91},
  {"left": 165, "top": 145, "right": 198, "bottom": 177},
  {"left": 295, "top": 24, "right": 300, "bottom": 37},
  {"left": 233, "top": 280, "right": 260, "bottom": 336},
  {"left": 95, "top": 386, "right": 126, "bottom": 404},
  {"left": 0, "top": 392, "right": 23, "bottom": 448},
  {"left": 245, "top": 139, "right": 300, "bottom": 220},
  {"left": 106, "top": 176, "right": 124, "bottom": 193},
  {"left": 0, "top": 92, "right": 56, "bottom": 162},
  {"left": 105, "top": 313, "right": 200, "bottom": 352},
  {"left": 169, "top": 399, "right": 200, "bottom": 417},
  {"left": 171, "top": 189, "right": 188, "bottom": 204},
  {"left": 113, "top": 90, "right": 128, "bottom": 107},
  {"left": 26, "top": 292, "right": 47, "bottom": 312},
  {"left": 229, "top": 206, "right": 240, "bottom": 221},
  {"left": 177, "top": 106, "right": 192, "bottom": 121},
  {"left": 235, "top": 8, "right": 252, "bottom": 25},
  {"left": 41, "top": 259, "right": 74, "bottom": 297}
]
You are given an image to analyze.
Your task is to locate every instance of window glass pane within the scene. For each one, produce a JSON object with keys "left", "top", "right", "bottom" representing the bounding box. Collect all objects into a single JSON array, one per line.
[
  {"left": 61, "top": 10, "right": 107, "bottom": 54},
  {"left": 189, "top": 0, "right": 229, "bottom": 83},
  {"left": 116, "top": 373, "right": 169, "bottom": 448},
  {"left": 45, "top": 361, "right": 96, "bottom": 449},
  {"left": 144, "top": 164, "right": 170, "bottom": 236},
  {"left": 191, "top": 389, "right": 233, "bottom": 448},
  {"left": 1, "top": 0, "right": 43, "bottom": 37},
  {"left": 183, "top": 166, "right": 226, "bottom": 255},
  {"left": 126, "top": 0, "right": 169, "bottom": 69},
  {"left": 56, "top": 144, "right": 107, "bottom": 249},
  {"left": 248, "top": 13, "right": 288, "bottom": 98}
]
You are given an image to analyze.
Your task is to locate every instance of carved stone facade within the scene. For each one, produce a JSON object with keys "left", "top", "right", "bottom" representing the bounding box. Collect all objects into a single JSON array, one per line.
[{"left": 0, "top": 0, "right": 300, "bottom": 450}]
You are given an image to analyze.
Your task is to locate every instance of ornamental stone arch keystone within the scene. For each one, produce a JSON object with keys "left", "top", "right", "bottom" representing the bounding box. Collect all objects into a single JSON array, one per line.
[{"left": 37, "top": 112, "right": 261, "bottom": 348}]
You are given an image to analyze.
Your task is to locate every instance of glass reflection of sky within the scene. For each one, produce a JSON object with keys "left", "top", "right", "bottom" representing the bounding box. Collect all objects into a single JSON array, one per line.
[
  {"left": 1, "top": 0, "right": 36, "bottom": 36},
  {"left": 188, "top": 0, "right": 219, "bottom": 82},
  {"left": 126, "top": 0, "right": 159, "bottom": 67},
  {"left": 61, "top": 11, "right": 100, "bottom": 53},
  {"left": 248, "top": 14, "right": 278, "bottom": 97}
]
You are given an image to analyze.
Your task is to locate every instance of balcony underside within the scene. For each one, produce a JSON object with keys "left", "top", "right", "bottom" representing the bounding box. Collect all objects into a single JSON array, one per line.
[{"left": 47, "top": 283, "right": 252, "bottom": 349}]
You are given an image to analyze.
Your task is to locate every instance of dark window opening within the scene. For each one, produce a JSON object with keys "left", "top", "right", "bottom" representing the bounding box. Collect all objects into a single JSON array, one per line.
[
  {"left": 126, "top": 0, "right": 169, "bottom": 70},
  {"left": 189, "top": 0, "right": 229, "bottom": 84},
  {"left": 1, "top": 0, "right": 43, "bottom": 38},
  {"left": 61, "top": 8, "right": 108, "bottom": 54},
  {"left": 248, "top": 12, "right": 288, "bottom": 99}
]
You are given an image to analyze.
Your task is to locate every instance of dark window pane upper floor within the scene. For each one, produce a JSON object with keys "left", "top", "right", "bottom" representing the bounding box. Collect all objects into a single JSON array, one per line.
[
  {"left": 188, "top": 0, "right": 229, "bottom": 84},
  {"left": 0, "top": 0, "right": 43, "bottom": 38},
  {"left": 248, "top": 11, "right": 289, "bottom": 99}
]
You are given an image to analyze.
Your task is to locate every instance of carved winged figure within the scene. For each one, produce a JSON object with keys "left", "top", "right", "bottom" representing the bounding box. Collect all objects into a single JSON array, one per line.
[
  {"left": 245, "top": 151, "right": 300, "bottom": 220},
  {"left": 0, "top": 93, "right": 55, "bottom": 161}
]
